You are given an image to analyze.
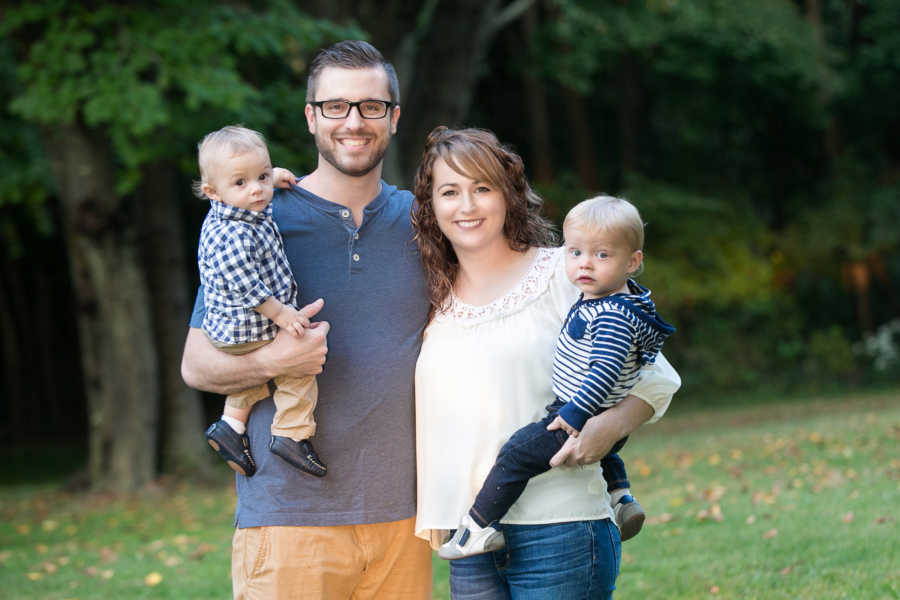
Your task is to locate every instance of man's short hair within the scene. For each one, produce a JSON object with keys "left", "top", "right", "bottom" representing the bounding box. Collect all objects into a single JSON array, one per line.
[
  {"left": 193, "top": 125, "right": 269, "bottom": 198},
  {"left": 563, "top": 195, "right": 645, "bottom": 252},
  {"left": 306, "top": 40, "right": 400, "bottom": 104}
]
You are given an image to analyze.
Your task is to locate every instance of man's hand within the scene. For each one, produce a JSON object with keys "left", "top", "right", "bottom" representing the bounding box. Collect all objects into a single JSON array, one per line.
[
  {"left": 547, "top": 415, "right": 579, "bottom": 437},
  {"left": 273, "top": 167, "right": 298, "bottom": 188},
  {"left": 259, "top": 299, "right": 328, "bottom": 378},
  {"left": 181, "top": 298, "right": 329, "bottom": 394}
]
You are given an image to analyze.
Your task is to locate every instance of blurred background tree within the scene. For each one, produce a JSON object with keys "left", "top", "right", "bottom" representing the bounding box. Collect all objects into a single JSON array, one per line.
[{"left": 1, "top": 0, "right": 897, "bottom": 490}]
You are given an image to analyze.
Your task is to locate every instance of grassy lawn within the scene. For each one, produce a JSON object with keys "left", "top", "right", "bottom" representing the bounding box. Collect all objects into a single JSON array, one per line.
[{"left": 2, "top": 389, "right": 897, "bottom": 599}]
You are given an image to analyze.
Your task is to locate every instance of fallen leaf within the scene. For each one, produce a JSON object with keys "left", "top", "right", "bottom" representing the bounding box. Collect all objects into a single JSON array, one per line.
[
  {"left": 661, "top": 527, "right": 685, "bottom": 537},
  {"left": 42, "top": 520, "right": 58, "bottom": 532},
  {"left": 703, "top": 485, "right": 726, "bottom": 502},
  {"left": 697, "top": 504, "right": 724, "bottom": 522},
  {"left": 646, "top": 513, "right": 673, "bottom": 526},
  {"left": 26, "top": 572, "right": 43, "bottom": 581},
  {"left": 36, "top": 544, "right": 48, "bottom": 554},
  {"left": 745, "top": 514, "right": 757, "bottom": 525},
  {"left": 16, "top": 524, "right": 30, "bottom": 535},
  {"left": 780, "top": 566, "right": 793, "bottom": 575},
  {"left": 764, "top": 528, "right": 778, "bottom": 539},
  {"left": 41, "top": 561, "right": 58, "bottom": 574},
  {"left": 101, "top": 569, "right": 114, "bottom": 579},
  {"left": 99, "top": 547, "right": 118, "bottom": 563},
  {"left": 708, "top": 454, "right": 721, "bottom": 466},
  {"left": 84, "top": 566, "right": 99, "bottom": 577},
  {"left": 710, "top": 585, "right": 720, "bottom": 594},
  {"left": 145, "top": 571, "right": 163, "bottom": 586},
  {"left": 842, "top": 512, "right": 854, "bottom": 523}
]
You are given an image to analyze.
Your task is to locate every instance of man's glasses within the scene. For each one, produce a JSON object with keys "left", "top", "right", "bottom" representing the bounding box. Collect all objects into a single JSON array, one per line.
[{"left": 310, "top": 100, "right": 394, "bottom": 119}]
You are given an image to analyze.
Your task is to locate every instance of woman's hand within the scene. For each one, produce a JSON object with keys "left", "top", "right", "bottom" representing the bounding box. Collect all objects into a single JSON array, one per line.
[{"left": 549, "top": 395, "right": 654, "bottom": 467}]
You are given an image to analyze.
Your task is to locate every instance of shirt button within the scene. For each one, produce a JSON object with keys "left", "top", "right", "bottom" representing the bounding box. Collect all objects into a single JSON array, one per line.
[
  {"left": 341, "top": 209, "right": 350, "bottom": 219},
  {"left": 353, "top": 232, "right": 359, "bottom": 240},
  {"left": 352, "top": 253, "right": 360, "bottom": 262}
]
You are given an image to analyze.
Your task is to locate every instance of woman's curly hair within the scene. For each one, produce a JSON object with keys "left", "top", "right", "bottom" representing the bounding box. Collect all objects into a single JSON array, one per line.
[{"left": 411, "top": 126, "right": 558, "bottom": 313}]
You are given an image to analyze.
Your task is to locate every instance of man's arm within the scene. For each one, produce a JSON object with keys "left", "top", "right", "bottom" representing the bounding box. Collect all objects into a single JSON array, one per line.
[{"left": 181, "top": 299, "right": 329, "bottom": 395}]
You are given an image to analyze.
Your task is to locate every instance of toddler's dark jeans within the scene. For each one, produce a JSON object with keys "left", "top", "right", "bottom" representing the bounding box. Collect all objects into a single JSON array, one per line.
[{"left": 470, "top": 399, "right": 630, "bottom": 527}]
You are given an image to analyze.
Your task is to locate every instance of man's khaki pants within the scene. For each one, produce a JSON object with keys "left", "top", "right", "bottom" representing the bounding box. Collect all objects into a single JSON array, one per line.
[{"left": 231, "top": 517, "right": 432, "bottom": 599}]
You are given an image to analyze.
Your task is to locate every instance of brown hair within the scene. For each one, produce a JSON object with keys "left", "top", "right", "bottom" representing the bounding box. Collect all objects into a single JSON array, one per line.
[
  {"left": 411, "top": 126, "right": 558, "bottom": 312},
  {"left": 306, "top": 40, "right": 400, "bottom": 104}
]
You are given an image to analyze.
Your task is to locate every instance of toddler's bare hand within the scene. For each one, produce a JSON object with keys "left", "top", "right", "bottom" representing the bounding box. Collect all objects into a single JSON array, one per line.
[
  {"left": 275, "top": 305, "right": 310, "bottom": 337},
  {"left": 273, "top": 167, "right": 298, "bottom": 188},
  {"left": 547, "top": 415, "right": 579, "bottom": 438}
]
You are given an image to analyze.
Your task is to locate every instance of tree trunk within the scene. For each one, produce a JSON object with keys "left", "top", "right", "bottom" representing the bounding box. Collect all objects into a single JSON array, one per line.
[
  {"left": 616, "top": 52, "right": 642, "bottom": 176},
  {"left": 519, "top": 4, "right": 554, "bottom": 185},
  {"left": 45, "top": 123, "right": 159, "bottom": 491},
  {"left": 563, "top": 87, "right": 600, "bottom": 191},
  {"left": 805, "top": 0, "right": 840, "bottom": 159},
  {"left": 0, "top": 259, "right": 26, "bottom": 445},
  {"left": 388, "top": 0, "right": 536, "bottom": 185},
  {"left": 137, "top": 162, "right": 212, "bottom": 478}
]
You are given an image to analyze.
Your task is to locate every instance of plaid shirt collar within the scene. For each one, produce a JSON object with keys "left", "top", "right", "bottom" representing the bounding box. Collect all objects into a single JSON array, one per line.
[{"left": 209, "top": 199, "right": 272, "bottom": 224}]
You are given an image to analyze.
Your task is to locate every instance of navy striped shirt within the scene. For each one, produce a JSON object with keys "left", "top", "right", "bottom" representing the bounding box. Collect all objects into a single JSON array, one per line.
[{"left": 553, "top": 280, "right": 675, "bottom": 431}]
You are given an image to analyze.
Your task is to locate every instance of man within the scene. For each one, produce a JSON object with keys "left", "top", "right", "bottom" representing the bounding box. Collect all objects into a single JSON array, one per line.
[{"left": 181, "top": 40, "right": 433, "bottom": 599}]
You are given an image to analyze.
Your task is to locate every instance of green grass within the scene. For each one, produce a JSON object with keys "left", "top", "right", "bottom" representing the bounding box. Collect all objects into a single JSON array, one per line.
[{"left": 2, "top": 390, "right": 898, "bottom": 599}]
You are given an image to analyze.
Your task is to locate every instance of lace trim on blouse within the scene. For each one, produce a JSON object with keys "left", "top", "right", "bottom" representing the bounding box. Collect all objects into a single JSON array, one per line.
[{"left": 433, "top": 247, "right": 560, "bottom": 325}]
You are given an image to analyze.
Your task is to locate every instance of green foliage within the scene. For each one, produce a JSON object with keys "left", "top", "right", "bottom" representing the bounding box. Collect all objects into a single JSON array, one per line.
[
  {"left": 537, "top": 0, "right": 832, "bottom": 202},
  {"left": 805, "top": 325, "right": 858, "bottom": 379},
  {"left": 2, "top": 0, "right": 362, "bottom": 195},
  {"left": 837, "top": 0, "right": 900, "bottom": 160},
  {"left": 0, "top": 42, "right": 54, "bottom": 256}
]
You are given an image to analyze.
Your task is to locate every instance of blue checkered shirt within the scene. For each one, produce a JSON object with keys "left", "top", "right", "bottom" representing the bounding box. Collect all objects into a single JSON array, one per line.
[{"left": 198, "top": 200, "right": 298, "bottom": 345}]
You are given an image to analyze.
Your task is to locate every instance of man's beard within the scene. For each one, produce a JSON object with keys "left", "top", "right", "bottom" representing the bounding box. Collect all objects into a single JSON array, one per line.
[{"left": 316, "top": 132, "right": 391, "bottom": 178}]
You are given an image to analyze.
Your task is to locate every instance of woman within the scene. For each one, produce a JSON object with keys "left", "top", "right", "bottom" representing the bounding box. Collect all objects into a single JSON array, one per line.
[{"left": 411, "top": 127, "right": 680, "bottom": 599}]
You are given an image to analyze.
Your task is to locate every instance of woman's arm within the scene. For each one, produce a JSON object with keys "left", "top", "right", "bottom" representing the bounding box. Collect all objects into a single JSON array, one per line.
[
  {"left": 626, "top": 352, "right": 681, "bottom": 423},
  {"left": 549, "top": 394, "right": 653, "bottom": 467},
  {"left": 181, "top": 299, "right": 329, "bottom": 395},
  {"left": 549, "top": 352, "right": 681, "bottom": 466}
]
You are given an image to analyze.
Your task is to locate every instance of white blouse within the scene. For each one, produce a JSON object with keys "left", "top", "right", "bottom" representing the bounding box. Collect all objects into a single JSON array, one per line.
[{"left": 414, "top": 247, "right": 681, "bottom": 547}]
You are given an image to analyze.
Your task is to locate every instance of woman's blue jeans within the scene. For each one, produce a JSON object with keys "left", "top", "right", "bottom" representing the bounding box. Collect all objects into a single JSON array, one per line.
[{"left": 448, "top": 519, "right": 621, "bottom": 599}]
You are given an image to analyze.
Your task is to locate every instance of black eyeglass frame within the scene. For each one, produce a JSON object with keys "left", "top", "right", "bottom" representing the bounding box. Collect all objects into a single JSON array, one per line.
[{"left": 309, "top": 99, "right": 396, "bottom": 119}]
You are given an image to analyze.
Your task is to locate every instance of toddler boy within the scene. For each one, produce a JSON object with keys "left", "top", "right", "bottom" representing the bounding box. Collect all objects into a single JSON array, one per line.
[{"left": 195, "top": 125, "right": 326, "bottom": 478}]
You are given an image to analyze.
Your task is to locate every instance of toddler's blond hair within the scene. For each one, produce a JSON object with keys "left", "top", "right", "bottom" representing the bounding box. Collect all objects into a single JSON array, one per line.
[
  {"left": 193, "top": 125, "right": 269, "bottom": 199},
  {"left": 563, "top": 195, "right": 644, "bottom": 252}
]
